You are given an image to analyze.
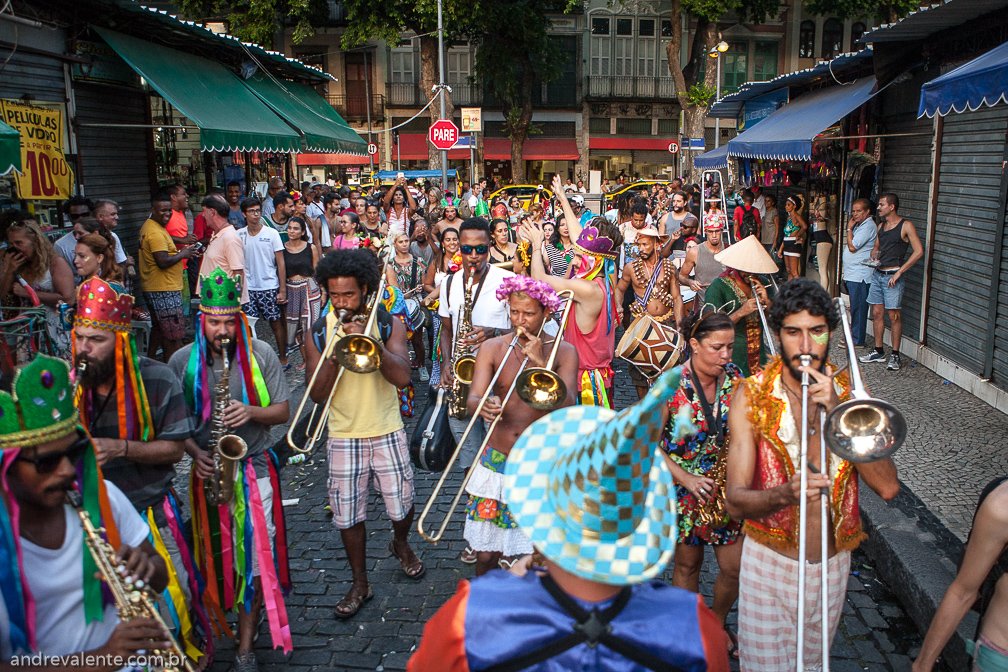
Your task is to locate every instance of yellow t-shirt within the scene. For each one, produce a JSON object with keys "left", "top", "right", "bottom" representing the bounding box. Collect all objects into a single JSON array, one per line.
[
  {"left": 326, "top": 316, "right": 404, "bottom": 439},
  {"left": 138, "top": 218, "right": 182, "bottom": 292}
]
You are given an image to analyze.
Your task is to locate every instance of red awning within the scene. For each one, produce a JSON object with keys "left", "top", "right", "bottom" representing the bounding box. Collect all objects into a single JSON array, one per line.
[
  {"left": 397, "top": 134, "right": 471, "bottom": 160},
  {"left": 296, "top": 152, "right": 371, "bottom": 166},
  {"left": 483, "top": 138, "right": 579, "bottom": 161},
  {"left": 589, "top": 137, "right": 676, "bottom": 151}
]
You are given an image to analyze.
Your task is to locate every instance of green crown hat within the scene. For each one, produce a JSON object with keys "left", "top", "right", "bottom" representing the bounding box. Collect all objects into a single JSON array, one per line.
[
  {"left": 200, "top": 268, "right": 242, "bottom": 315},
  {"left": 0, "top": 355, "right": 79, "bottom": 449}
]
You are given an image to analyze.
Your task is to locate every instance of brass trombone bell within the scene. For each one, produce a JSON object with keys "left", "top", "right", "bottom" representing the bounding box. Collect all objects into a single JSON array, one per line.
[
  {"left": 335, "top": 331, "right": 382, "bottom": 373},
  {"left": 515, "top": 291, "right": 576, "bottom": 411}
]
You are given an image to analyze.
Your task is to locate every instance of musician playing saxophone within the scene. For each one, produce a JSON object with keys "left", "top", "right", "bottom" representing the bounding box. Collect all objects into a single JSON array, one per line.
[
  {"left": 660, "top": 309, "right": 743, "bottom": 660},
  {"left": 303, "top": 249, "right": 421, "bottom": 620},
  {"left": 168, "top": 268, "right": 292, "bottom": 669},
  {"left": 463, "top": 277, "right": 579, "bottom": 576},
  {"left": 0, "top": 355, "right": 170, "bottom": 669}
]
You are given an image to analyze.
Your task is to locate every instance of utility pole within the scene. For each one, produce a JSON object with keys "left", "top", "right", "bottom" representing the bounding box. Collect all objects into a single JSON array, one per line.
[
  {"left": 364, "top": 49, "right": 374, "bottom": 176},
  {"left": 437, "top": 0, "right": 447, "bottom": 193}
]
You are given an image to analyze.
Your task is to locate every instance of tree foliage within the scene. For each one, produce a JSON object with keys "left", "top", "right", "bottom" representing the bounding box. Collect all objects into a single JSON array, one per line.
[
  {"left": 340, "top": 0, "right": 474, "bottom": 50},
  {"left": 176, "top": 0, "right": 326, "bottom": 47},
  {"left": 802, "top": 0, "right": 920, "bottom": 24}
]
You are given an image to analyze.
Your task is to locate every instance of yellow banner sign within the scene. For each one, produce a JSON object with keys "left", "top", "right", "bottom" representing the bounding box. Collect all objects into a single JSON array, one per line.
[{"left": 0, "top": 99, "right": 74, "bottom": 200}]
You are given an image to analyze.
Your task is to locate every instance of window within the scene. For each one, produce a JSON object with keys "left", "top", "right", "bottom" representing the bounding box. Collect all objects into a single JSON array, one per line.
[
  {"left": 638, "top": 19, "right": 656, "bottom": 77},
  {"left": 590, "top": 16, "right": 611, "bottom": 76},
  {"left": 615, "top": 118, "right": 651, "bottom": 135},
  {"left": 849, "top": 22, "right": 866, "bottom": 51},
  {"left": 614, "top": 17, "right": 633, "bottom": 77},
  {"left": 822, "top": 18, "right": 843, "bottom": 59},
  {"left": 657, "top": 118, "right": 679, "bottom": 136},
  {"left": 799, "top": 20, "right": 815, "bottom": 59},
  {"left": 722, "top": 42, "right": 748, "bottom": 95},
  {"left": 447, "top": 49, "right": 470, "bottom": 83},
  {"left": 661, "top": 19, "right": 673, "bottom": 37},
  {"left": 390, "top": 49, "right": 414, "bottom": 83},
  {"left": 753, "top": 41, "right": 778, "bottom": 81},
  {"left": 589, "top": 118, "right": 611, "bottom": 134}
]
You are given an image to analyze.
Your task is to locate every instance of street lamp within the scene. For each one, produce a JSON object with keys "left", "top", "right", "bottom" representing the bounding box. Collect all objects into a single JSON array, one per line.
[{"left": 709, "top": 40, "right": 728, "bottom": 149}]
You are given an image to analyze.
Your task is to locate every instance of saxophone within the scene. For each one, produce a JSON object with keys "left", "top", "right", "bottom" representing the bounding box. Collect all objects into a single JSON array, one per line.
[
  {"left": 448, "top": 269, "right": 476, "bottom": 419},
  {"left": 204, "top": 338, "right": 248, "bottom": 507},
  {"left": 695, "top": 437, "right": 731, "bottom": 529},
  {"left": 66, "top": 488, "right": 197, "bottom": 672}
]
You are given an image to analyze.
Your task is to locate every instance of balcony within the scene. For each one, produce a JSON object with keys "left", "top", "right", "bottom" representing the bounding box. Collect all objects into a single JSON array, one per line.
[
  {"left": 387, "top": 82, "right": 423, "bottom": 107},
  {"left": 326, "top": 94, "right": 385, "bottom": 122},
  {"left": 586, "top": 76, "right": 678, "bottom": 101}
]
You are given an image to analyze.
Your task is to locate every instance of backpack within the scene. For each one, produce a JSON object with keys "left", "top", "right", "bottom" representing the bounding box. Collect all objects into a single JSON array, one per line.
[{"left": 739, "top": 206, "right": 758, "bottom": 239}]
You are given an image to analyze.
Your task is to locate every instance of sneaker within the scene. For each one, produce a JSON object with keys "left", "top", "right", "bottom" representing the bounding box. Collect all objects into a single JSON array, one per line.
[
  {"left": 887, "top": 354, "right": 901, "bottom": 371},
  {"left": 419, "top": 367, "right": 430, "bottom": 382},
  {"left": 232, "top": 652, "right": 258, "bottom": 672},
  {"left": 859, "top": 350, "right": 887, "bottom": 363}
]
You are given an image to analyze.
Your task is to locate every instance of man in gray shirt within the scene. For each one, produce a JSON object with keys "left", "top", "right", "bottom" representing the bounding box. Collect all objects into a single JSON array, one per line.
[{"left": 842, "top": 198, "right": 877, "bottom": 347}]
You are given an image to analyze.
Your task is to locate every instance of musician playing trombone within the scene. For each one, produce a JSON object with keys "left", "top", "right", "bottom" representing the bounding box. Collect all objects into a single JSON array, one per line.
[
  {"left": 462, "top": 276, "right": 578, "bottom": 576},
  {"left": 704, "top": 236, "right": 778, "bottom": 378},
  {"left": 303, "top": 249, "right": 423, "bottom": 621},
  {"left": 725, "top": 278, "right": 899, "bottom": 672}
]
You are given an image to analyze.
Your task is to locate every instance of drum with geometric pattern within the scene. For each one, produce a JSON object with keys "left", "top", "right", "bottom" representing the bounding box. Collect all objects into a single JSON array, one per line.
[{"left": 616, "top": 314, "right": 684, "bottom": 380}]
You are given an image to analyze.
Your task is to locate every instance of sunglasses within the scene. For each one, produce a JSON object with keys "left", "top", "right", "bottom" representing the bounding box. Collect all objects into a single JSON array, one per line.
[
  {"left": 69, "top": 212, "right": 86, "bottom": 220},
  {"left": 460, "top": 244, "right": 488, "bottom": 255},
  {"left": 18, "top": 434, "right": 90, "bottom": 474}
]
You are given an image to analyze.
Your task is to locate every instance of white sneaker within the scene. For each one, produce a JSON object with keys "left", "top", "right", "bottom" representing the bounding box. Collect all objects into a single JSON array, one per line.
[
  {"left": 419, "top": 367, "right": 430, "bottom": 382},
  {"left": 859, "top": 350, "right": 887, "bottom": 363},
  {"left": 887, "top": 354, "right": 901, "bottom": 371}
]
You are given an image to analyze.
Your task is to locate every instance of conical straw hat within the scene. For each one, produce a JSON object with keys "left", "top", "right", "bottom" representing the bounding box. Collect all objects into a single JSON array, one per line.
[{"left": 714, "top": 235, "right": 779, "bottom": 274}]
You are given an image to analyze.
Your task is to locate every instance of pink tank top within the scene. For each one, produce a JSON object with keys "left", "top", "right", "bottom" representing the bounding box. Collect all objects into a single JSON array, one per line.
[{"left": 564, "top": 276, "right": 616, "bottom": 388}]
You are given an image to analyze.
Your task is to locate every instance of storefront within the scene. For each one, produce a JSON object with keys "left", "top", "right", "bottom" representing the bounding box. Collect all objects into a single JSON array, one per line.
[{"left": 588, "top": 138, "right": 678, "bottom": 182}]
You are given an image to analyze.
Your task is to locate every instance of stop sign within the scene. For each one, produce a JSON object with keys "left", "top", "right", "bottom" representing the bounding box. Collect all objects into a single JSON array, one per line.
[{"left": 429, "top": 119, "right": 459, "bottom": 151}]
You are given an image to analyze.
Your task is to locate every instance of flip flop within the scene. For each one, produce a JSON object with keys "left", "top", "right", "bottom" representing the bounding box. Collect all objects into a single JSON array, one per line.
[
  {"left": 334, "top": 584, "right": 374, "bottom": 620},
  {"left": 724, "top": 624, "right": 739, "bottom": 659},
  {"left": 388, "top": 540, "right": 427, "bottom": 580}
]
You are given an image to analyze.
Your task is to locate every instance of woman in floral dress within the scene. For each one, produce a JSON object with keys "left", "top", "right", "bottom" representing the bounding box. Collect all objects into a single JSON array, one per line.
[{"left": 662, "top": 308, "right": 744, "bottom": 657}]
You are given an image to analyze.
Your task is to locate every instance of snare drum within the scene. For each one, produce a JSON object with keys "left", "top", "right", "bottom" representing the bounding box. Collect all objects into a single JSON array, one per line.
[
  {"left": 405, "top": 298, "right": 424, "bottom": 331},
  {"left": 616, "top": 314, "right": 684, "bottom": 379}
]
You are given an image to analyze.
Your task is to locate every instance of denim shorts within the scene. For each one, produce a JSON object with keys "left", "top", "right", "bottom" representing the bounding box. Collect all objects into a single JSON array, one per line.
[{"left": 867, "top": 270, "right": 905, "bottom": 310}]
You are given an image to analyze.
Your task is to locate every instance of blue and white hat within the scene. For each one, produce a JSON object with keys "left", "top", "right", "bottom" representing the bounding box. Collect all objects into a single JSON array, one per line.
[{"left": 503, "top": 367, "right": 692, "bottom": 585}]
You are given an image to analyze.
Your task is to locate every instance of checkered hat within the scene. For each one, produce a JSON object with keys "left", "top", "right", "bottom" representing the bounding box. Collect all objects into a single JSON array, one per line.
[{"left": 503, "top": 367, "right": 685, "bottom": 585}]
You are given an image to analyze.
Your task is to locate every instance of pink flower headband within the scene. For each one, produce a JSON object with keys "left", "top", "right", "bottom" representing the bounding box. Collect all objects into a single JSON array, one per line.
[{"left": 496, "top": 275, "right": 563, "bottom": 313}]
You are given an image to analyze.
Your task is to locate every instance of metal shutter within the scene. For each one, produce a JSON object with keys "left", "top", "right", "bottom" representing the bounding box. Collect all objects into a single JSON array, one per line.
[
  {"left": 73, "top": 84, "right": 152, "bottom": 257},
  {"left": 926, "top": 106, "right": 1008, "bottom": 374},
  {"left": 0, "top": 25, "right": 67, "bottom": 104},
  {"left": 878, "top": 112, "right": 932, "bottom": 339},
  {"left": 991, "top": 151, "right": 1008, "bottom": 388}
]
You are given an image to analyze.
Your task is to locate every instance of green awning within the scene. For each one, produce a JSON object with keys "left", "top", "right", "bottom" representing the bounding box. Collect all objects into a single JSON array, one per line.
[
  {"left": 94, "top": 27, "right": 300, "bottom": 153},
  {"left": 0, "top": 120, "right": 20, "bottom": 176},
  {"left": 242, "top": 74, "right": 366, "bottom": 155}
]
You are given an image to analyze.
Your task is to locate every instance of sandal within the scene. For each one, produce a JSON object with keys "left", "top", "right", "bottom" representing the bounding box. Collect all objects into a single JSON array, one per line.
[
  {"left": 459, "top": 545, "right": 477, "bottom": 564},
  {"left": 334, "top": 583, "right": 374, "bottom": 620},
  {"left": 498, "top": 556, "right": 521, "bottom": 571},
  {"left": 724, "top": 624, "right": 739, "bottom": 659},
  {"left": 388, "top": 540, "right": 426, "bottom": 580}
]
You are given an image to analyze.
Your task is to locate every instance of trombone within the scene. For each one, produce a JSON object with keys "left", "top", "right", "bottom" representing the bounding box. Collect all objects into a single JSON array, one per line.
[
  {"left": 795, "top": 298, "right": 906, "bottom": 672},
  {"left": 287, "top": 274, "right": 388, "bottom": 454},
  {"left": 516, "top": 294, "right": 576, "bottom": 410},
  {"left": 417, "top": 289, "right": 574, "bottom": 543}
]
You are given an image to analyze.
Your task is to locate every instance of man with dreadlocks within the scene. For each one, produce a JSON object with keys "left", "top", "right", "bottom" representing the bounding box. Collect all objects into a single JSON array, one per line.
[
  {"left": 0, "top": 355, "right": 172, "bottom": 665},
  {"left": 169, "top": 268, "right": 293, "bottom": 672},
  {"left": 72, "top": 277, "right": 211, "bottom": 666}
]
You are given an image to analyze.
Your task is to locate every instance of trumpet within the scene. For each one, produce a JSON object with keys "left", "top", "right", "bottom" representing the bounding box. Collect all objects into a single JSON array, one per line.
[
  {"left": 749, "top": 277, "right": 776, "bottom": 358},
  {"left": 418, "top": 289, "right": 574, "bottom": 543},
  {"left": 287, "top": 274, "right": 388, "bottom": 454}
]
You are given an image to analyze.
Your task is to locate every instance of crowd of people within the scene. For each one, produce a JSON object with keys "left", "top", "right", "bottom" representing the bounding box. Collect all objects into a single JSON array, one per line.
[{"left": 0, "top": 167, "right": 1001, "bottom": 672}]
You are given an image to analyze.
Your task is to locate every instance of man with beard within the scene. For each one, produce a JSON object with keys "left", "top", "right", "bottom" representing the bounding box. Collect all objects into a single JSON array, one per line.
[
  {"left": 72, "top": 276, "right": 210, "bottom": 664},
  {"left": 0, "top": 355, "right": 174, "bottom": 668},
  {"left": 726, "top": 278, "right": 900, "bottom": 672},
  {"left": 462, "top": 276, "right": 578, "bottom": 576},
  {"left": 661, "top": 191, "right": 700, "bottom": 257},
  {"left": 616, "top": 226, "right": 684, "bottom": 399},
  {"left": 169, "top": 268, "right": 293, "bottom": 668},
  {"left": 677, "top": 218, "right": 726, "bottom": 306},
  {"left": 704, "top": 236, "right": 778, "bottom": 377}
]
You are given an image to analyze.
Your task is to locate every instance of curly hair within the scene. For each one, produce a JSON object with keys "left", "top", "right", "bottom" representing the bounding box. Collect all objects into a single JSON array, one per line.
[
  {"left": 767, "top": 277, "right": 839, "bottom": 332},
  {"left": 76, "top": 233, "right": 123, "bottom": 284},
  {"left": 4, "top": 219, "right": 55, "bottom": 284},
  {"left": 316, "top": 248, "right": 381, "bottom": 296}
]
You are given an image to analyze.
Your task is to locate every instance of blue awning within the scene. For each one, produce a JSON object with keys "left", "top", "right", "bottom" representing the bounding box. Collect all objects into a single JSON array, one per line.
[
  {"left": 694, "top": 144, "right": 729, "bottom": 170},
  {"left": 725, "top": 77, "right": 879, "bottom": 161},
  {"left": 918, "top": 41, "right": 1008, "bottom": 117}
]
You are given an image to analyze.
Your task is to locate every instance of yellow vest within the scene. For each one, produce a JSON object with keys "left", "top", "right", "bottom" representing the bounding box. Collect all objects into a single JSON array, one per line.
[{"left": 326, "top": 313, "right": 404, "bottom": 439}]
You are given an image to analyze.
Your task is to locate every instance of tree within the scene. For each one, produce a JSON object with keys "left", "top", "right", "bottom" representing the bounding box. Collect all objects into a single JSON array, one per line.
[
  {"left": 665, "top": 0, "right": 778, "bottom": 179},
  {"left": 176, "top": 0, "right": 327, "bottom": 46},
  {"left": 342, "top": 0, "right": 476, "bottom": 175},
  {"left": 472, "top": 0, "right": 566, "bottom": 183},
  {"left": 803, "top": 0, "right": 919, "bottom": 24}
]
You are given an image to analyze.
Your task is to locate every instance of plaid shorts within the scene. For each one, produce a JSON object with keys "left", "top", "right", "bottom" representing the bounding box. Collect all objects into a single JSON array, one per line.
[
  {"left": 143, "top": 290, "right": 186, "bottom": 341},
  {"left": 243, "top": 288, "right": 282, "bottom": 322},
  {"left": 326, "top": 429, "right": 413, "bottom": 529}
]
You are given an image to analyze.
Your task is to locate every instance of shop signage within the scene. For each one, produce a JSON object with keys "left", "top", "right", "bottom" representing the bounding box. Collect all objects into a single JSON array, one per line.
[
  {"left": 429, "top": 119, "right": 458, "bottom": 150},
  {"left": 737, "top": 88, "right": 788, "bottom": 132},
  {"left": 0, "top": 99, "right": 73, "bottom": 200},
  {"left": 70, "top": 40, "right": 136, "bottom": 85},
  {"left": 461, "top": 108, "right": 482, "bottom": 133}
]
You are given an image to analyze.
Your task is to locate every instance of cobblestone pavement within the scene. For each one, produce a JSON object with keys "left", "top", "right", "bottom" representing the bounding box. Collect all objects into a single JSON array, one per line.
[
  {"left": 201, "top": 331, "right": 926, "bottom": 672},
  {"left": 851, "top": 330, "right": 1008, "bottom": 542}
]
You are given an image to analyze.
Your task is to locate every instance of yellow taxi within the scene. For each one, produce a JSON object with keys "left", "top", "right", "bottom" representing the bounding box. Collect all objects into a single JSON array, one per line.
[
  {"left": 603, "top": 180, "right": 673, "bottom": 210},
  {"left": 487, "top": 184, "right": 554, "bottom": 210}
]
